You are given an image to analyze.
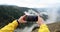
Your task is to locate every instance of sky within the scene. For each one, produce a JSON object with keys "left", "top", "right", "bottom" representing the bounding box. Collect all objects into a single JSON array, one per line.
[{"left": 0, "top": 0, "right": 60, "bottom": 8}]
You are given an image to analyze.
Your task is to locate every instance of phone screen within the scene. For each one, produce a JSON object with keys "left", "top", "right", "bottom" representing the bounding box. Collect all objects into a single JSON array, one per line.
[{"left": 25, "top": 15, "right": 38, "bottom": 22}]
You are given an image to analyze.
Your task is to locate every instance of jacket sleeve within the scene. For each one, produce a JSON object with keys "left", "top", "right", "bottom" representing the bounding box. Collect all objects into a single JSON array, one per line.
[
  {"left": 0, "top": 20, "right": 18, "bottom": 32},
  {"left": 38, "top": 24, "right": 50, "bottom": 32}
]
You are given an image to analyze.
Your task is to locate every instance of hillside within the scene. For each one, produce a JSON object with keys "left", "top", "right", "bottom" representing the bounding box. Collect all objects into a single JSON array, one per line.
[
  {"left": 32, "top": 22, "right": 60, "bottom": 32},
  {"left": 0, "top": 5, "right": 30, "bottom": 28}
]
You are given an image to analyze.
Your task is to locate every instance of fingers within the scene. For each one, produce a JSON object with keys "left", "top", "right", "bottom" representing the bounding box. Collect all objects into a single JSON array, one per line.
[
  {"left": 18, "top": 15, "right": 26, "bottom": 20},
  {"left": 18, "top": 15, "right": 27, "bottom": 23},
  {"left": 19, "top": 15, "right": 26, "bottom": 19},
  {"left": 21, "top": 15, "right": 26, "bottom": 19},
  {"left": 22, "top": 15, "right": 26, "bottom": 17},
  {"left": 37, "top": 15, "right": 41, "bottom": 20},
  {"left": 37, "top": 15, "right": 45, "bottom": 25},
  {"left": 23, "top": 21, "right": 27, "bottom": 23},
  {"left": 38, "top": 15, "right": 44, "bottom": 20}
]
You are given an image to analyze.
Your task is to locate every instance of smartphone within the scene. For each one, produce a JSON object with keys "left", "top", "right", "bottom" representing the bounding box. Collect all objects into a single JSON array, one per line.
[{"left": 24, "top": 15, "right": 38, "bottom": 22}]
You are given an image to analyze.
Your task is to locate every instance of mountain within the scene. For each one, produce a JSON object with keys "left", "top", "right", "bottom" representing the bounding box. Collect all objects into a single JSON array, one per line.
[{"left": 0, "top": 5, "right": 30, "bottom": 28}]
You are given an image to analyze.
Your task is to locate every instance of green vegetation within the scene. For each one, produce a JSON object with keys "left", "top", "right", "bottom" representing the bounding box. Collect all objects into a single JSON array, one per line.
[{"left": 0, "top": 5, "right": 30, "bottom": 28}]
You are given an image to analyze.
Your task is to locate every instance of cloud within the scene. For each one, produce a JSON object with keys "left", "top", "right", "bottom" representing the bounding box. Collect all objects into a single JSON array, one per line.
[{"left": 0, "top": 0, "right": 60, "bottom": 8}]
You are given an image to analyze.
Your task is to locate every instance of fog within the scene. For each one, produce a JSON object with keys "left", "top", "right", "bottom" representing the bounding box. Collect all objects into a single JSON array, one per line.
[{"left": 0, "top": 0, "right": 60, "bottom": 8}]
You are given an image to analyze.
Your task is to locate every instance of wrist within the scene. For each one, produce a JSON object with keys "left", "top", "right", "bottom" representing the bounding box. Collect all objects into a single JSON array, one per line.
[{"left": 17, "top": 19, "right": 20, "bottom": 24}]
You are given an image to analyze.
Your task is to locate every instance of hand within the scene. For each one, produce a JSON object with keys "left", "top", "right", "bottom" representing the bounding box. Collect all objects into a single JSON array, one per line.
[
  {"left": 18, "top": 15, "right": 27, "bottom": 23},
  {"left": 37, "top": 15, "right": 44, "bottom": 25}
]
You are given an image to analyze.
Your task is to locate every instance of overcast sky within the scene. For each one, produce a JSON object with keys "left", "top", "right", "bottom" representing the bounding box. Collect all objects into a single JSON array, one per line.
[{"left": 0, "top": 0, "right": 60, "bottom": 8}]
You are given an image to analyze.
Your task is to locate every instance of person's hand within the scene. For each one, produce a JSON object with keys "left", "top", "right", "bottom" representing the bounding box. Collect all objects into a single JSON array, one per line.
[
  {"left": 18, "top": 15, "right": 27, "bottom": 23},
  {"left": 37, "top": 15, "right": 45, "bottom": 25}
]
